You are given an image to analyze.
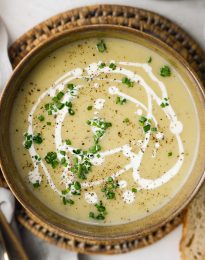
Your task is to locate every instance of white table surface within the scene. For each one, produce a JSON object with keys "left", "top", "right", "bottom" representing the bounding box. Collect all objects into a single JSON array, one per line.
[{"left": 0, "top": 1, "right": 204, "bottom": 259}]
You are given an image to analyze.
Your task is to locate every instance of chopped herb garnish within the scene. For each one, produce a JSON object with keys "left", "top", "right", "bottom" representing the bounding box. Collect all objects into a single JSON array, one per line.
[
  {"left": 64, "top": 181, "right": 81, "bottom": 195},
  {"left": 60, "top": 150, "right": 66, "bottom": 156},
  {"left": 34, "top": 155, "right": 41, "bottom": 161},
  {"left": 148, "top": 56, "right": 152, "bottom": 63},
  {"left": 139, "top": 115, "right": 156, "bottom": 134},
  {"left": 65, "top": 101, "right": 72, "bottom": 108},
  {"left": 96, "top": 201, "right": 106, "bottom": 212},
  {"left": 89, "top": 201, "right": 107, "bottom": 220},
  {"left": 71, "top": 153, "right": 92, "bottom": 180},
  {"left": 160, "top": 65, "right": 171, "bottom": 77},
  {"left": 116, "top": 96, "right": 127, "bottom": 105},
  {"left": 109, "top": 63, "right": 116, "bottom": 70},
  {"left": 87, "top": 105, "right": 93, "bottom": 111},
  {"left": 89, "top": 144, "right": 101, "bottom": 154},
  {"left": 68, "top": 108, "right": 75, "bottom": 115},
  {"left": 168, "top": 152, "right": 173, "bottom": 157},
  {"left": 87, "top": 118, "right": 112, "bottom": 145},
  {"left": 44, "top": 152, "right": 59, "bottom": 169},
  {"left": 98, "top": 62, "right": 106, "bottom": 69},
  {"left": 62, "top": 197, "right": 74, "bottom": 205},
  {"left": 101, "top": 177, "right": 119, "bottom": 200},
  {"left": 44, "top": 102, "right": 57, "bottom": 115},
  {"left": 56, "top": 91, "right": 64, "bottom": 100},
  {"left": 24, "top": 133, "right": 32, "bottom": 149},
  {"left": 38, "top": 115, "right": 45, "bottom": 121},
  {"left": 89, "top": 212, "right": 95, "bottom": 219},
  {"left": 52, "top": 91, "right": 65, "bottom": 103},
  {"left": 139, "top": 116, "right": 147, "bottom": 126},
  {"left": 65, "top": 139, "right": 72, "bottom": 145},
  {"left": 24, "top": 133, "right": 43, "bottom": 148},
  {"left": 67, "top": 83, "right": 74, "bottom": 90},
  {"left": 87, "top": 118, "right": 112, "bottom": 130},
  {"left": 56, "top": 102, "right": 64, "bottom": 110},
  {"left": 33, "top": 182, "right": 40, "bottom": 188},
  {"left": 47, "top": 122, "right": 51, "bottom": 126},
  {"left": 96, "top": 40, "right": 107, "bottom": 53},
  {"left": 132, "top": 188, "right": 137, "bottom": 193},
  {"left": 62, "top": 188, "right": 70, "bottom": 195},
  {"left": 33, "top": 133, "right": 43, "bottom": 144},
  {"left": 143, "top": 124, "right": 151, "bottom": 133},
  {"left": 122, "top": 77, "right": 134, "bottom": 88},
  {"left": 151, "top": 127, "right": 157, "bottom": 132},
  {"left": 160, "top": 97, "right": 169, "bottom": 108},
  {"left": 60, "top": 157, "right": 68, "bottom": 167}
]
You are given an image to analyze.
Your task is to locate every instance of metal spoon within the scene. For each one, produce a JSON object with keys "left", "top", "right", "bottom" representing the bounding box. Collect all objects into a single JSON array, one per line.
[{"left": 0, "top": 208, "right": 28, "bottom": 260}]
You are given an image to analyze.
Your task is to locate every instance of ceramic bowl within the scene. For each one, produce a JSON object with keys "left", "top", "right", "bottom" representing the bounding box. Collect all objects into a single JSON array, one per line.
[{"left": 0, "top": 25, "right": 204, "bottom": 245}]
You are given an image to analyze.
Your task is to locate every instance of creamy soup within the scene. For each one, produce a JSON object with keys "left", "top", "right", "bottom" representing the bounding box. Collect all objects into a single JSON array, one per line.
[{"left": 10, "top": 37, "right": 199, "bottom": 225}]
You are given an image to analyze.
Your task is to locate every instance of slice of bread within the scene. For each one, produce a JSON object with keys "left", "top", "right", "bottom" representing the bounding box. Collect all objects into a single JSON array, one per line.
[{"left": 180, "top": 182, "right": 205, "bottom": 260}]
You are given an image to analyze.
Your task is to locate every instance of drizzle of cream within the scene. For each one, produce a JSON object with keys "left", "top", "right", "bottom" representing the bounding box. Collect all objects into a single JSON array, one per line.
[
  {"left": 156, "top": 132, "right": 164, "bottom": 140},
  {"left": 84, "top": 192, "right": 98, "bottom": 204},
  {"left": 118, "top": 180, "right": 127, "bottom": 189},
  {"left": 94, "top": 98, "right": 105, "bottom": 110},
  {"left": 123, "top": 190, "right": 135, "bottom": 204},
  {"left": 26, "top": 61, "right": 185, "bottom": 202},
  {"left": 136, "top": 109, "right": 143, "bottom": 116}
]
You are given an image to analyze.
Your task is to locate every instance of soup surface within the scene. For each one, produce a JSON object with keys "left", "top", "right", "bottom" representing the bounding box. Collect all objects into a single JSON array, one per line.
[{"left": 10, "top": 37, "right": 199, "bottom": 225}]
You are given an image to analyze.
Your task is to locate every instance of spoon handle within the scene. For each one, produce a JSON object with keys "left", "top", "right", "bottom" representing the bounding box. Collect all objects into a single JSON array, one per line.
[{"left": 0, "top": 209, "right": 28, "bottom": 260}]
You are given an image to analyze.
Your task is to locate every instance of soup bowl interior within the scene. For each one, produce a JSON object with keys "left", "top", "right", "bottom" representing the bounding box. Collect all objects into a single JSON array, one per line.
[{"left": 0, "top": 25, "right": 205, "bottom": 242}]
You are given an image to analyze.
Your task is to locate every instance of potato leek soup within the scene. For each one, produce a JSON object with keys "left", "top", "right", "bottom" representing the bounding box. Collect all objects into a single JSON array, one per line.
[{"left": 10, "top": 37, "right": 199, "bottom": 225}]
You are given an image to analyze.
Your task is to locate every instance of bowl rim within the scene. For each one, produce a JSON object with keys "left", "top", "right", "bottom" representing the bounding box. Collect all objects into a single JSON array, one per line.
[{"left": 0, "top": 24, "right": 205, "bottom": 242}]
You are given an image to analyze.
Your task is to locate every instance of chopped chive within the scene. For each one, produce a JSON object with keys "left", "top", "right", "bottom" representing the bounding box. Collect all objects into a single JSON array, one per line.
[
  {"left": 60, "top": 157, "right": 67, "bottom": 165},
  {"left": 65, "top": 101, "right": 72, "bottom": 108},
  {"left": 62, "top": 197, "right": 74, "bottom": 205},
  {"left": 67, "top": 83, "right": 74, "bottom": 90},
  {"left": 122, "top": 77, "right": 134, "bottom": 87},
  {"left": 168, "top": 152, "right": 173, "bottom": 157},
  {"left": 108, "top": 177, "right": 113, "bottom": 183},
  {"left": 74, "top": 181, "right": 81, "bottom": 190},
  {"left": 44, "top": 152, "right": 59, "bottom": 169},
  {"left": 116, "top": 96, "right": 127, "bottom": 105},
  {"left": 62, "top": 188, "right": 70, "bottom": 195},
  {"left": 151, "top": 127, "right": 157, "bottom": 132},
  {"left": 38, "top": 115, "right": 45, "bottom": 122},
  {"left": 160, "top": 65, "right": 171, "bottom": 77},
  {"left": 65, "top": 139, "right": 72, "bottom": 145},
  {"left": 60, "top": 150, "right": 66, "bottom": 156},
  {"left": 148, "top": 56, "right": 152, "bottom": 63},
  {"left": 143, "top": 124, "right": 151, "bottom": 133},
  {"left": 132, "top": 188, "right": 137, "bottom": 193},
  {"left": 98, "top": 62, "right": 106, "bottom": 69},
  {"left": 95, "top": 201, "right": 106, "bottom": 212},
  {"left": 24, "top": 140, "right": 32, "bottom": 149},
  {"left": 89, "top": 144, "right": 101, "bottom": 154},
  {"left": 139, "top": 116, "right": 147, "bottom": 125},
  {"left": 96, "top": 40, "right": 107, "bottom": 53},
  {"left": 109, "top": 63, "right": 116, "bottom": 70},
  {"left": 33, "top": 133, "right": 43, "bottom": 144},
  {"left": 89, "top": 212, "right": 95, "bottom": 219},
  {"left": 56, "top": 102, "right": 64, "bottom": 110},
  {"left": 33, "top": 182, "right": 40, "bottom": 188},
  {"left": 56, "top": 91, "right": 64, "bottom": 100},
  {"left": 47, "top": 122, "right": 51, "bottom": 126},
  {"left": 87, "top": 105, "right": 93, "bottom": 111},
  {"left": 96, "top": 214, "right": 105, "bottom": 220},
  {"left": 68, "top": 108, "right": 75, "bottom": 115}
]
